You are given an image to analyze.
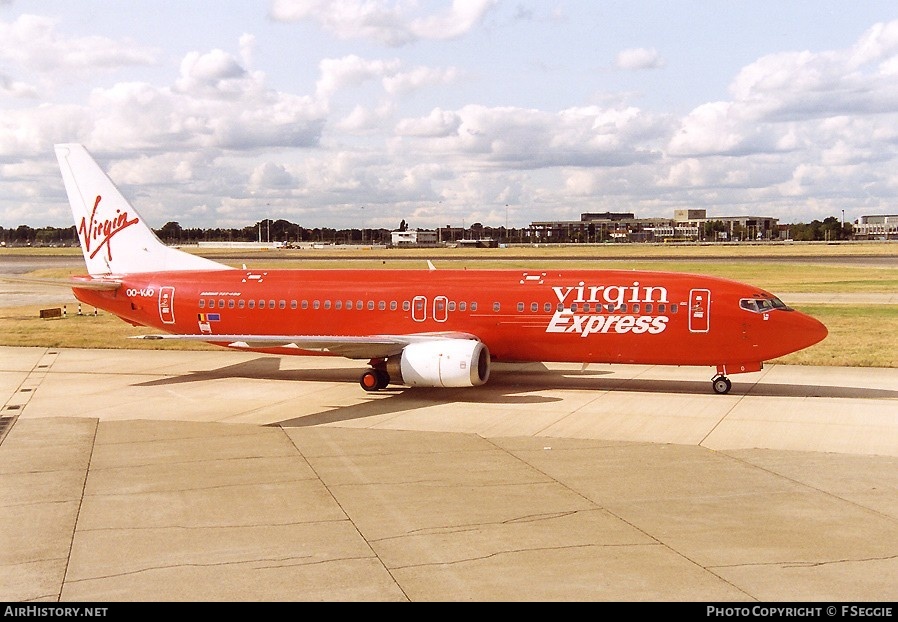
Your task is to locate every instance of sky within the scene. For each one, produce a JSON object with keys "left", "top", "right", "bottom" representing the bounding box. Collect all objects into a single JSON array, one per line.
[{"left": 4, "top": 1, "right": 898, "bottom": 232}]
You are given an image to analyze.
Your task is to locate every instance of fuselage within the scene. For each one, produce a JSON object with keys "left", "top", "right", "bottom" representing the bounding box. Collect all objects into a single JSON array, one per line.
[{"left": 72, "top": 267, "right": 828, "bottom": 373}]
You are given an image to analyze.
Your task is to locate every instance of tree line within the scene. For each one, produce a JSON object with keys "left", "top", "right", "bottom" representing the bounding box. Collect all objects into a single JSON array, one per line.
[{"left": 0, "top": 216, "right": 857, "bottom": 246}]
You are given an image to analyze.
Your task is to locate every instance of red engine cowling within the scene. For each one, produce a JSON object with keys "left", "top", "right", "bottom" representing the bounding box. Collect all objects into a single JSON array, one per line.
[{"left": 386, "top": 339, "right": 490, "bottom": 388}]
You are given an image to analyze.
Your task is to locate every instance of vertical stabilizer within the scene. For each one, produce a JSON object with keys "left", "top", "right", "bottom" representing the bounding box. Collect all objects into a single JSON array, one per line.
[{"left": 55, "top": 144, "right": 229, "bottom": 276}]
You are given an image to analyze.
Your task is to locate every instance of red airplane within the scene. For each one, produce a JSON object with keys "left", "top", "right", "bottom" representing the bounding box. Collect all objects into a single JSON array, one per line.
[{"left": 55, "top": 143, "right": 827, "bottom": 394}]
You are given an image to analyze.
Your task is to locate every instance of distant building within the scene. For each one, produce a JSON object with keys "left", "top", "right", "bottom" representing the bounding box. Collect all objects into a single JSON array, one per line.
[
  {"left": 390, "top": 229, "right": 439, "bottom": 246},
  {"left": 527, "top": 208, "right": 780, "bottom": 242},
  {"left": 853, "top": 215, "right": 898, "bottom": 239},
  {"left": 457, "top": 238, "right": 499, "bottom": 248},
  {"left": 529, "top": 212, "right": 637, "bottom": 243},
  {"left": 672, "top": 209, "right": 779, "bottom": 241}
]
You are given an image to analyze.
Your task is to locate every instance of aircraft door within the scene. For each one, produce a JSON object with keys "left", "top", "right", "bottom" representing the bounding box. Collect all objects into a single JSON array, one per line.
[
  {"left": 158, "top": 286, "right": 176, "bottom": 324},
  {"left": 688, "top": 288, "right": 710, "bottom": 333}
]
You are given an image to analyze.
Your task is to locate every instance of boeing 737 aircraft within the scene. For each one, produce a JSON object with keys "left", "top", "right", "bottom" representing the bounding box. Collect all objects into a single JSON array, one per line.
[{"left": 55, "top": 143, "right": 827, "bottom": 394}]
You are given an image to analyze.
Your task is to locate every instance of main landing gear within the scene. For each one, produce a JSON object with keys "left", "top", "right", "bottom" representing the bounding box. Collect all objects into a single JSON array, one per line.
[
  {"left": 711, "top": 374, "right": 732, "bottom": 395},
  {"left": 359, "top": 367, "right": 390, "bottom": 392}
]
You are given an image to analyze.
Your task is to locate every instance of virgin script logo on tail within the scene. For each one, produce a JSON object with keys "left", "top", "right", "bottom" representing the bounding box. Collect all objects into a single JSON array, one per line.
[{"left": 79, "top": 195, "right": 139, "bottom": 261}]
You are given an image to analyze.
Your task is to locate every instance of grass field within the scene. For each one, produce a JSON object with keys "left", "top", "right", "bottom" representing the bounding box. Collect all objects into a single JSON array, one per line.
[{"left": 2, "top": 242, "right": 896, "bottom": 367}]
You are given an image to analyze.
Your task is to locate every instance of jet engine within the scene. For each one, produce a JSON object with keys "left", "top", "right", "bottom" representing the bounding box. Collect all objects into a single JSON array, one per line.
[{"left": 386, "top": 339, "right": 490, "bottom": 388}]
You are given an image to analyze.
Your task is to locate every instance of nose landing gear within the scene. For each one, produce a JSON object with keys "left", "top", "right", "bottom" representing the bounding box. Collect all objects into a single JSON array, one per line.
[{"left": 712, "top": 374, "right": 732, "bottom": 395}]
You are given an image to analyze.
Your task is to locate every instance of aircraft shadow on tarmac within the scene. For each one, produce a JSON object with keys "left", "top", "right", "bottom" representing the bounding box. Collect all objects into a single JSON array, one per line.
[{"left": 132, "top": 356, "right": 898, "bottom": 428}]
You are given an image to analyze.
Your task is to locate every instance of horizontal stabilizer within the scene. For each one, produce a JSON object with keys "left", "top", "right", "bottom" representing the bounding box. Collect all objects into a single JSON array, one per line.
[
  {"left": 0, "top": 275, "right": 121, "bottom": 291},
  {"left": 69, "top": 276, "right": 122, "bottom": 291}
]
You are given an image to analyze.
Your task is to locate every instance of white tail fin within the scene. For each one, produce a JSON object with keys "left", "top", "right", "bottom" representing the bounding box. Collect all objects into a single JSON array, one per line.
[{"left": 55, "top": 144, "right": 229, "bottom": 276}]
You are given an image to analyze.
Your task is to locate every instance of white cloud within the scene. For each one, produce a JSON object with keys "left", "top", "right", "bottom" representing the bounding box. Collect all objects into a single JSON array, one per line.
[
  {"left": 249, "top": 161, "right": 296, "bottom": 190},
  {"left": 0, "top": 73, "right": 38, "bottom": 98},
  {"left": 382, "top": 65, "right": 460, "bottom": 95},
  {"left": 8, "top": 7, "right": 898, "bottom": 230},
  {"left": 270, "top": 0, "right": 498, "bottom": 46},
  {"left": 335, "top": 103, "right": 395, "bottom": 132},
  {"left": 315, "top": 55, "right": 401, "bottom": 99},
  {"left": 615, "top": 47, "right": 665, "bottom": 71},
  {"left": 0, "top": 14, "right": 158, "bottom": 73},
  {"left": 175, "top": 49, "right": 250, "bottom": 98},
  {"left": 239, "top": 33, "right": 257, "bottom": 69},
  {"left": 395, "top": 108, "right": 462, "bottom": 137},
  {"left": 395, "top": 104, "right": 664, "bottom": 168}
]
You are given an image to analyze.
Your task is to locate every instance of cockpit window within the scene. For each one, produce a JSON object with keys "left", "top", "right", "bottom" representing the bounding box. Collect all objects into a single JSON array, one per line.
[{"left": 740, "top": 296, "right": 792, "bottom": 313}]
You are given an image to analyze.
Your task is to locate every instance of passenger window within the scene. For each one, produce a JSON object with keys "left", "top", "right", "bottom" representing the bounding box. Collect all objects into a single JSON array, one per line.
[
  {"left": 493, "top": 302, "right": 501, "bottom": 312},
  {"left": 301, "top": 300, "right": 308, "bottom": 309},
  {"left": 645, "top": 303, "right": 653, "bottom": 313},
  {"left": 658, "top": 304, "right": 666, "bottom": 313},
  {"left": 544, "top": 302, "right": 552, "bottom": 313},
  {"left": 248, "top": 300, "right": 255, "bottom": 309},
  {"left": 269, "top": 300, "right": 276, "bottom": 309},
  {"left": 228, "top": 300, "right": 235, "bottom": 309},
  {"left": 632, "top": 303, "right": 640, "bottom": 313},
  {"left": 517, "top": 302, "right": 525, "bottom": 312},
  {"left": 448, "top": 301, "right": 456, "bottom": 311},
  {"left": 356, "top": 300, "right": 363, "bottom": 309},
  {"left": 258, "top": 300, "right": 265, "bottom": 309},
  {"left": 290, "top": 300, "right": 297, "bottom": 309},
  {"left": 471, "top": 302, "right": 478, "bottom": 312},
  {"left": 198, "top": 299, "right": 205, "bottom": 308},
  {"left": 379, "top": 301, "right": 386, "bottom": 311},
  {"left": 218, "top": 299, "right": 225, "bottom": 308},
  {"left": 531, "top": 302, "right": 538, "bottom": 312},
  {"left": 368, "top": 301, "right": 375, "bottom": 310},
  {"left": 324, "top": 300, "right": 331, "bottom": 310},
  {"left": 390, "top": 301, "right": 397, "bottom": 311},
  {"left": 346, "top": 300, "right": 353, "bottom": 309},
  {"left": 670, "top": 304, "right": 678, "bottom": 313},
  {"left": 459, "top": 302, "right": 466, "bottom": 312},
  {"left": 403, "top": 301, "right": 411, "bottom": 311},
  {"left": 238, "top": 300, "right": 245, "bottom": 309},
  {"left": 335, "top": 300, "right": 342, "bottom": 310},
  {"left": 313, "top": 300, "right": 320, "bottom": 310}
]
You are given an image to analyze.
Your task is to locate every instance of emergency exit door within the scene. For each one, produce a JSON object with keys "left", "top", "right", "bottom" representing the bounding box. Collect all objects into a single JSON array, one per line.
[{"left": 689, "top": 288, "right": 710, "bottom": 333}]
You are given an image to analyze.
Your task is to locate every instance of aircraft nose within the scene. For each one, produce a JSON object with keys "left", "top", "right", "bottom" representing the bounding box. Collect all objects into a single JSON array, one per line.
[{"left": 798, "top": 311, "right": 828, "bottom": 349}]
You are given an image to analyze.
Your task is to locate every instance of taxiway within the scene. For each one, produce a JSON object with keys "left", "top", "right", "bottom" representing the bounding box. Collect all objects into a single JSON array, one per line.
[{"left": 1, "top": 346, "right": 897, "bottom": 601}]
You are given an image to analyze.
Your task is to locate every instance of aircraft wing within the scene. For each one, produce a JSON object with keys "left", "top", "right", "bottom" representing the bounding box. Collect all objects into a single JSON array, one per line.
[{"left": 132, "top": 331, "right": 481, "bottom": 359}]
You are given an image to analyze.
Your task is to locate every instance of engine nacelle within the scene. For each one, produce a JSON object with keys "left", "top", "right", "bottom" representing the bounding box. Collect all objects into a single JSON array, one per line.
[{"left": 386, "top": 339, "right": 490, "bottom": 388}]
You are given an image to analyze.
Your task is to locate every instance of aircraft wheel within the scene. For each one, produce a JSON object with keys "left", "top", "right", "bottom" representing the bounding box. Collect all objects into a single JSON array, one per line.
[
  {"left": 359, "top": 369, "right": 390, "bottom": 392},
  {"left": 712, "top": 375, "right": 732, "bottom": 395},
  {"left": 360, "top": 370, "right": 381, "bottom": 392},
  {"left": 375, "top": 369, "right": 390, "bottom": 390}
]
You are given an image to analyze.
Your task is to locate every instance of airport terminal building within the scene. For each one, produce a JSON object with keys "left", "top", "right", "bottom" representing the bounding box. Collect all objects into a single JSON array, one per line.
[
  {"left": 852, "top": 214, "right": 898, "bottom": 240},
  {"left": 527, "top": 209, "right": 779, "bottom": 243}
]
